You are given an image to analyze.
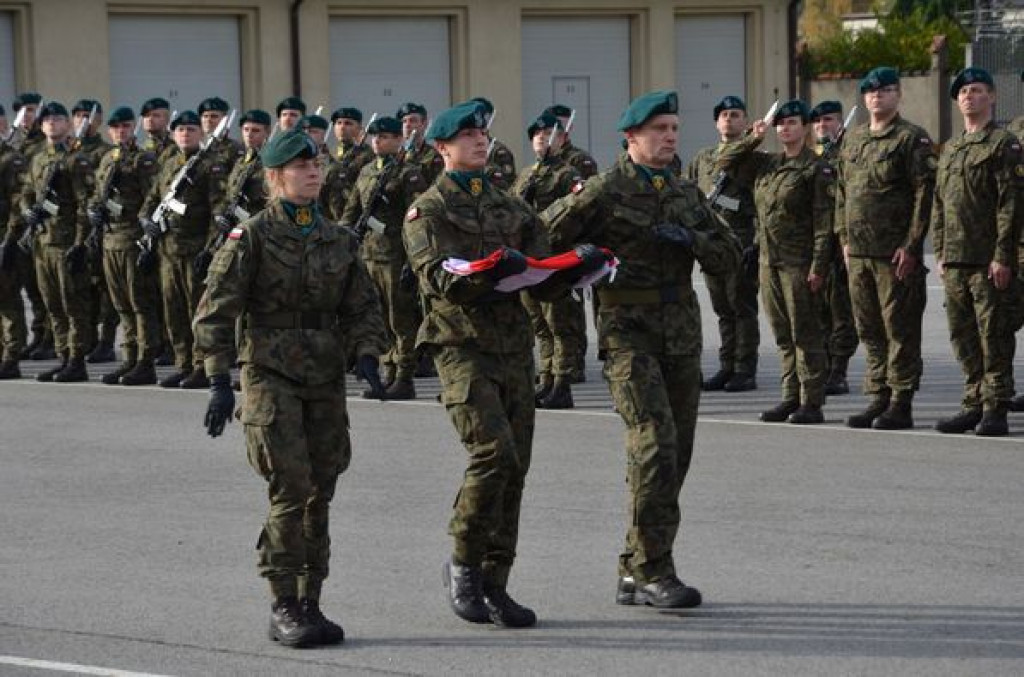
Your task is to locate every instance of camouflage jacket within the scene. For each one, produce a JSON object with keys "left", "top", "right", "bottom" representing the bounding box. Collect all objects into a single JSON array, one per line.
[
  {"left": 511, "top": 155, "right": 583, "bottom": 212},
  {"left": 142, "top": 132, "right": 176, "bottom": 163},
  {"left": 0, "top": 142, "right": 28, "bottom": 240},
  {"left": 542, "top": 153, "right": 741, "bottom": 356},
  {"left": 486, "top": 138, "right": 517, "bottom": 191},
  {"left": 89, "top": 144, "right": 161, "bottom": 251},
  {"left": 932, "top": 123, "right": 1023, "bottom": 268},
  {"left": 194, "top": 198, "right": 387, "bottom": 385},
  {"left": 718, "top": 137, "right": 834, "bottom": 275},
  {"left": 1008, "top": 116, "right": 1023, "bottom": 139},
  {"left": 214, "top": 147, "right": 267, "bottom": 224},
  {"left": 341, "top": 156, "right": 429, "bottom": 263},
  {"left": 836, "top": 115, "right": 937, "bottom": 258},
  {"left": 403, "top": 173, "right": 550, "bottom": 352},
  {"left": 556, "top": 141, "right": 598, "bottom": 179},
  {"left": 17, "top": 140, "right": 94, "bottom": 247},
  {"left": 687, "top": 142, "right": 758, "bottom": 238},
  {"left": 321, "top": 141, "right": 375, "bottom": 220},
  {"left": 406, "top": 142, "right": 444, "bottom": 184},
  {"left": 139, "top": 146, "right": 227, "bottom": 257},
  {"left": 207, "top": 136, "right": 245, "bottom": 172}
]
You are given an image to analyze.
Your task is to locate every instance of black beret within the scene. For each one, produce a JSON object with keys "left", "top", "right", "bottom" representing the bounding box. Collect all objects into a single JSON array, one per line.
[
  {"left": 170, "top": 110, "right": 201, "bottom": 130},
  {"left": 72, "top": 99, "right": 103, "bottom": 115},
  {"left": 276, "top": 97, "right": 307, "bottom": 116},
  {"left": 303, "top": 114, "right": 329, "bottom": 131},
  {"left": 330, "top": 107, "right": 362, "bottom": 123},
  {"left": 106, "top": 106, "right": 135, "bottom": 125},
  {"left": 396, "top": 102, "right": 428, "bottom": 120},
  {"left": 618, "top": 90, "right": 679, "bottom": 131},
  {"left": 810, "top": 100, "right": 842, "bottom": 121},
  {"left": 12, "top": 92, "right": 42, "bottom": 112},
  {"left": 38, "top": 102, "right": 69, "bottom": 120},
  {"left": 367, "top": 116, "right": 402, "bottom": 135},
  {"left": 425, "top": 103, "right": 487, "bottom": 142},
  {"left": 139, "top": 97, "right": 170, "bottom": 116},
  {"left": 543, "top": 104, "right": 573, "bottom": 119},
  {"left": 197, "top": 97, "right": 230, "bottom": 114},
  {"left": 859, "top": 67, "right": 900, "bottom": 93},
  {"left": 949, "top": 67, "right": 994, "bottom": 99},
  {"left": 260, "top": 128, "right": 318, "bottom": 168},
  {"left": 771, "top": 99, "right": 811, "bottom": 125},
  {"left": 239, "top": 109, "right": 272, "bottom": 127},
  {"left": 527, "top": 113, "right": 559, "bottom": 139},
  {"left": 713, "top": 96, "right": 746, "bottom": 120}
]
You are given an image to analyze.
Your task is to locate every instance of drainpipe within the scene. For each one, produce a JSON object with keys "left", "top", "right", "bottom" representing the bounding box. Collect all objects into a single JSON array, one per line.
[
  {"left": 290, "top": 0, "right": 305, "bottom": 96},
  {"left": 788, "top": 0, "right": 802, "bottom": 98}
]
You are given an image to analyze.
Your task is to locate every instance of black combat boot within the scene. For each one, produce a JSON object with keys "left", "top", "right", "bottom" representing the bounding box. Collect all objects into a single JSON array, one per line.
[
  {"left": 154, "top": 345, "right": 174, "bottom": 366},
  {"left": 1009, "top": 394, "right": 1024, "bottom": 413},
  {"left": 0, "top": 359, "right": 21, "bottom": 379},
  {"left": 482, "top": 584, "right": 537, "bottom": 628},
  {"left": 299, "top": 598, "right": 345, "bottom": 645},
  {"left": 615, "top": 576, "right": 636, "bottom": 605},
  {"left": 159, "top": 368, "right": 192, "bottom": 388},
  {"left": 268, "top": 597, "right": 318, "bottom": 648},
  {"left": 414, "top": 353, "right": 437, "bottom": 378},
  {"left": 824, "top": 357, "right": 850, "bottom": 395},
  {"left": 86, "top": 339, "right": 116, "bottom": 364},
  {"left": 724, "top": 372, "right": 757, "bottom": 392},
  {"left": 29, "top": 337, "right": 56, "bottom": 360},
  {"left": 534, "top": 374, "right": 553, "bottom": 402},
  {"left": 53, "top": 357, "right": 89, "bottom": 383},
  {"left": 846, "top": 395, "right": 890, "bottom": 429},
  {"left": 383, "top": 378, "right": 416, "bottom": 400},
  {"left": 872, "top": 400, "right": 914, "bottom": 430},
  {"left": 380, "top": 364, "right": 396, "bottom": 390},
  {"left": 537, "top": 378, "right": 573, "bottom": 409},
  {"left": 101, "top": 360, "right": 137, "bottom": 385},
  {"left": 975, "top": 405, "right": 1009, "bottom": 437},
  {"left": 634, "top": 575, "right": 702, "bottom": 609},
  {"left": 701, "top": 369, "right": 733, "bottom": 391},
  {"left": 120, "top": 360, "right": 157, "bottom": 386},
  {"left": 36, "top": 353, "right": 68, "bottom": 382},
  {"left": 442, "top": 558, "right": 491, "bottom": 624},
  {"left": 760, "top": 400, "right": 799, "bottom": 422},
  {"left": 935, "top": 408, "right": 982, "bottom": 434},
  {"left": 788, "top": 404, "right": 824, "bottom": 425},
  {"left": 179, "top": 365, "right": 210, "bottom": 389}
]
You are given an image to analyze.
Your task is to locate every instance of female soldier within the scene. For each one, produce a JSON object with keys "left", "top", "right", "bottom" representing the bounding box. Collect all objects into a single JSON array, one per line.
[
  {"left": 717, "top": 100, "right": 835, "bottom": 424},
  {"left": 194, "top": 128, "right": 387, "bottom": 648}
]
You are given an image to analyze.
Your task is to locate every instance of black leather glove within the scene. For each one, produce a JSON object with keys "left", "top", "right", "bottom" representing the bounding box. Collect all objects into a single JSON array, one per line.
[
  {"left": 574, "top": 244, "right": 609, "bottom": 275},
  {"left": 356, "top": 354, "right": 386, "bottom": 400},
  {"left": 0, "top": 240, "right": 17, "bottom": 271},
  {"left": 194, "top": 250, "right": 214, "bottom": 277},
  {"left": 87, "top": 204, "right": 108, "bottom": 231},
  {"left": 205, "top": 373, "right": 235, "bottom": 437},
  {"left": 214, "top": 212, "right": 236, "bottom": 233},
  {"left": 400, "top": 263, "right": 416, "bottom": 292},
  {"left": 139, "top": 217, "right": 162, "bottom": 241},
  {"left": 484, "top": 246, "right": 528, "bottom": 282},
  {"left": 137, "top": 248, "right": 157, "bottom": 274},
  {"left": 22, "top": 205, "right": 47, "bottom": 229},
  {"left": 64, "top": 244, "right": 88, "bottom": 275},
  {"left": 651, "top": 223, "right": 695, "bottom": 250},
  {"left": 741, "top": 244, "right": 759, "bottom": 271}
]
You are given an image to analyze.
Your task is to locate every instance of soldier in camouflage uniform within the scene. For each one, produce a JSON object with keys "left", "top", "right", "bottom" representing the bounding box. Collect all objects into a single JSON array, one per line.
[
  {"left": 276, "top": 96, "right": 306, "bottom": 133},
  {"left": 213, "top": 109, "right": 270, "bottom": 240},
  {"left": 513, "top": 112, "right": 585, "bottom": 408},
  {"left": 1011, "top": 72, "right": 1024, "bottom": 414},
  {"left": 718, "top": 100, "right": 835, "bottom": 424},
  {"left": 139, "top": 110, "right": 227, "bottom": 389},
  {"left": 16, "top": 102, "right": 96, "bottom": 382},
  {"left": 321, "top": 107, "right": 374, "bottom": 220},
  {"left": 0, "top": 137, "right": 28, "bottom": 378},
  {"left": 836, "top": 67, "right": 936, "bottom": 430},
  {"left": 932, "top": 68, "right": 1023, "bottom": 437},
  {"left": 467, "top": 97, "right": 517, "bottom": 191},
  {"left": 86, "top": 106, "right": 162, "bottom": 386},
  {"left": 301, "top": 114, "right": 334, "bottom": 171},
  {"left": 811, "top": 100, "right": 859, "bottom": 395},
  {"left": 686, "top": 95, "right": 760, "bottom": 392},
  {"left": 140, "top": 97, "right": 175, "bottom": 162},
  {"left": 341, "top": 116, "right": 429, "bottom": 399},
  {"left": 197, "top": 97, "right": 244, "bottom": 171},
  {"left": 397, "top": 102, "right": 444, "bottom": 184},
  {"left": 195, "top": 128, "right": 388, "bottom": 648},
  {"left": 544, "top": 91, "right": 741, "bottom": 608}
]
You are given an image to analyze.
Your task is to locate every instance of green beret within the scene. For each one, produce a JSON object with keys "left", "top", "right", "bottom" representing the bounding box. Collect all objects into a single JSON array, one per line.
[
  {"left": 810, "top": 100, "right": 842, "bottom": 121},
  {"left": 772, "top": 99, "right": 810, "bottom": 125},
  {"left": 72, "top": 99, "right": 102, "bottom": 115},
  {"left": 276, "top": 97, "right": 306, "bottom": 116},
  {"left": 140, "top": 97, "right": 170, "bottom": 116},
  {"left": 859, "top": 67, "right": 900, "bottom": 93},
  {"left": 239, "top": 109, "right": 272, "bottom": 127},
  {"left": 713, "top": 96, "right": 746, "bottom": 120},
  {"left": 197, "top": 97, "right": 230, "bottom": 114},
  {"left": 303, "top": 114, "right": 329, "bottom": 131},
  {"left": 543, "top": 104, "right": 573, "bottom": 119},
  {"left": 617, "top": 90, "right": 679, "bottom": 132},
  {"left": 170, "top": 110, "right": 201, "bottom": 130},
  {"left": 425, "top": 102, "right": 487, "bottom": 142},
  {"left": 470, "top": 97, "right": 494, "bottom": 115},
  {"left": 396, "top": 102, "right": 427, "bottom": 120},
  {"left": 106, "top": 106, "right": 135, "bottom": 125},
  {"left": 950, "top": 67, "right": 994, "bottom": 99},
  {"left": 330, "top": 107, "right": 362, "bottom": 123},
  {"left": 527, "top": 113, "right": 559, "bottom": 139},
  {"left": 12, "top": 92, "right": 42, "bottom": 112},
  {"left": 38, "top": 102, "right": 69, "bottom": 120},
  {"left": 367, "top": 116, "right": 402, "bottom": 135},
  {"left": 260, "top": 128, "right": 318, "bottom": 168}
]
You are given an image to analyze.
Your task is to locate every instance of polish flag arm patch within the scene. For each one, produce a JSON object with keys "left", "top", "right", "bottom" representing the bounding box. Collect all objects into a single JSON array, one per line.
[{"left": 228, "top": 226, "right": 245, "bottom": 240}]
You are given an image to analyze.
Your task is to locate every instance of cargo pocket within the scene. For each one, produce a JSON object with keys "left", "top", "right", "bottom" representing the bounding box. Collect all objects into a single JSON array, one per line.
[
  {"left": 241, "top": 386, "right": 276, "bottom": 479},
  {"left": 603, "top": 351, "right": 647, "bottom": 427}
]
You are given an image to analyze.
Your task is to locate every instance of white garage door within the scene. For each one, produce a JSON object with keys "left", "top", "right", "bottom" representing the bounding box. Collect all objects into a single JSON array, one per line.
[
  {"left": 109, "top": 15, "right": 242, "bottom": 126},
  {"left": 675, "top": 15, "right": 746, "bottom": 166},
  {"left": 0, "top": 13, "right": 15, "bottom": 113},
  {"left": 522, "top": 16, "right": 631, "bottom": 170},
  {"left": 329, "top": 17, "right": 451, "bottom": 124}
]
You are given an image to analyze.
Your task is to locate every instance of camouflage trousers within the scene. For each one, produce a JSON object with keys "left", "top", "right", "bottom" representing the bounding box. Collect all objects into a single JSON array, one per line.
[
  {"left": 704, "top": 265, "right": 759, "bottom": 375},
  {"left": 761, "top": 264, "right": 827, "bottom": 406},
  {"left": 942, "top": 266, "right": 1017, "bottom": 410},
  {"left": 435, "top": 345, "right": 534, "bottom": 589},
  {"left": 18, "top": 247, "right": 49, "bottom": 344},
  {"left": 89, "top": 248, "right": 119, "bottom": 346},
  {"left": 822, "top": 248, "right": 858, "bottom": 360},
  {"left": 240, "top": 364, "right": 351, "bottom": 602},
  {"left": 103, "top": 247, "right": 162, "bottom": 361},
  {"left": 34, "top": 244, "right": 93, "bottom": 359},
  {"left": 365, "top": 259, "right": 419, "bottom": 380},
  {"left": 604, "top": 349, "right": 700, "bottom": 584},
  {"left": 158, "top": 253, "right": 204, "bottom": 369},
  {"left": 848, "top": 256, "right": 926, "bottom": 402},
  {"left": 523, "top": 292, "right": 586, "bottom": 379},
  {"left": 0, "top": 258, "right": 26, "bottom": 361}
]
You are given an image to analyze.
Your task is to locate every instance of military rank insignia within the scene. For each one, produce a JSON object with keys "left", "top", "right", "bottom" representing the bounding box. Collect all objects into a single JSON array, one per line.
[
  {"left": 469, "top": 177, "right": 484, "bottom": 196},
  {"left": 652, "top": 175, "right": 666, "bottom": 191},
  {"left": 112, "top": 148, "right": 121, "bottom": 161},
  {"left": 406, "top": 207, "right": 420, "bottom": 221},
  {"left": 295, "top": 205, "right": 313, "bottom": 226}
]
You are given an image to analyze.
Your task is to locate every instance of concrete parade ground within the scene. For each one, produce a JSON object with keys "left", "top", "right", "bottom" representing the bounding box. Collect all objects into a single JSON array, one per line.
[{"left": 1, "top": 261, "right": 1023, "bottom": 676}]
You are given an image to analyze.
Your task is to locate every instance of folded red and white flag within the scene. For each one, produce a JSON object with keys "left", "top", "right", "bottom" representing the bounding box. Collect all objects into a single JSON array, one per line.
[{"left": 442, "top": 248, "right": 619, "bottom": 293}]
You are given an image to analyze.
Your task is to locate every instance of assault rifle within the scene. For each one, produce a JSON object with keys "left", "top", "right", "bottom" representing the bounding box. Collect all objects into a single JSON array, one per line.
[
  {"left": 86, "top": 117, "right": 144, "bottom": 247},
  {"left": 821, "top": 105, "right": 858, "bottom": 160},
  {"left": 352, "top": 129, "right": 416, "bottom": 242},
  {"left": 518, "top": 111, "right": 573, "bottom": 204}
]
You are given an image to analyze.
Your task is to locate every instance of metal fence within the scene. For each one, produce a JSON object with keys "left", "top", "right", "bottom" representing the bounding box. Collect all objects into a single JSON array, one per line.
[{"left": 963, "top": 3, "right": 1023, "bottom": 126}]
